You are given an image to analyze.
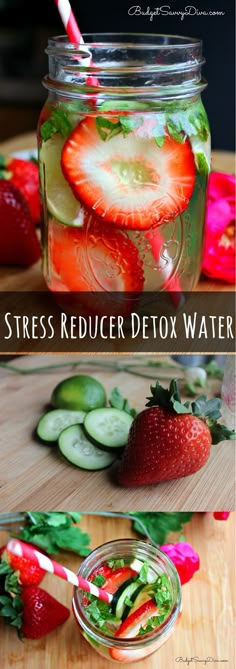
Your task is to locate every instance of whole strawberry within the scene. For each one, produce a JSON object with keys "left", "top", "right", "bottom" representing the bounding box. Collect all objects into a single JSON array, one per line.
[
  {"left": 117, "top": 380, "right": 235, "bottom": 486},
  {"left": 1, "top": 545, "right": 45, "bottom": 586},
  {"left": 0, "top": 156, "right": 40, "bottom": 224},
  {"left": 21, "top": 586, "right": 70, "bottom": 639},
  {"left": 0, "top": 180, "right": 41, "bottom": 266}
]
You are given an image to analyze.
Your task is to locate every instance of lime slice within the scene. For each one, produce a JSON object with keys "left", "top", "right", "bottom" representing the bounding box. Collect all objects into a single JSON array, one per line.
[{"left": 40, "top": 134, "right": 82, "bottom": 226}]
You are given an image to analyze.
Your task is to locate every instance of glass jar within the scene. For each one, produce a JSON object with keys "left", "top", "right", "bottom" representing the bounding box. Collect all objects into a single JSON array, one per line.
[
  {"left": 72, "top": 539, "right": 182, "bottom": 663},
  {"left": 221, "top": 355, "right": 236, "bottom": 430},
  {"left": 38, "top": 33, "right": 210, "bottom": 307}
]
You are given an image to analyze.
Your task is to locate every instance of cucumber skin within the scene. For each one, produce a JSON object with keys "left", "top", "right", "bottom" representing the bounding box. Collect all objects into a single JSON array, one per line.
[
  {"left": 83, "top": 421, "right": 125, "bottom": 453},
  {"left": 58, "top": 424, "right": 117, "bottom": 471},
  {"left": 83, "top": 409, "right": 133, "bottom": 451},
  {"left": 36, "top": 409, "right": 86, "bottom": 443}
]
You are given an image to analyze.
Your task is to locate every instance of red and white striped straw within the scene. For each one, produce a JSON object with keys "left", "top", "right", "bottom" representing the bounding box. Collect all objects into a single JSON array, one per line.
[
  {"left": 7, "top": 539, "right": 113, "bottom": 604},
  {"left": 54, "top": 0, "right": 83, "bottom": 45}
]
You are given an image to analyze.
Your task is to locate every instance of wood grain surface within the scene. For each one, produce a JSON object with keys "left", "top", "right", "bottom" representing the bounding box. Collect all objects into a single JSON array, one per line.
[
  {"left": 0, "top": 354, "right": 235, "bottom": 512},
  {"left": 0, "top": 132, "right": 235, "bottom": 293},
  {"left": 0, "top": 512, "right": 235, "bottom": 669}
]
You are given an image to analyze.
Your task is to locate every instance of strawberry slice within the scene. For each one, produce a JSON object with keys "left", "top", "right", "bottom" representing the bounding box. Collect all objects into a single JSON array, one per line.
[
  {"left": 61, "top": 117, "right": 196, "bottom": 230},
  {"left": 50, "top": 212, "right": 144, "bottom": 294},
  {"left": 101, "top": 567, "right": 138, "bottom": 595},
  {"left": 110, "top": 598, "right": 159, "bottom": 661}
]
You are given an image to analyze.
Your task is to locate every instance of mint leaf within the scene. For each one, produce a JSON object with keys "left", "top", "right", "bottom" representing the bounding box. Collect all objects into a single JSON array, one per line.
[
  {"left": 166, "top": 118, "right": 185, "bottom": 143},
  {"left": 107, "top": 559, "right": 125, "bottom": 569},
  {"left": 195, "top": 152, "right": 209, "bottom": 178},
  {"left": 40, "top": 110, "right": 72, "bottom": 141},
  {"left": 154, "top": 136, "right": 165, "bottom": 148},
  {"left": 95, "top": 116, "right": 122, "bottom": 141},
  {"left": 92, "top": 574, "right": 106, "bottom": 587},
  {"left": 124, "top": 597, "right": 133, "bottom": 607},
  {"left": 109, "top": 387, "right": 138, "bottom": 417},
  {"left": 119, "top": 116, "right": 143, "bottom": 135}
]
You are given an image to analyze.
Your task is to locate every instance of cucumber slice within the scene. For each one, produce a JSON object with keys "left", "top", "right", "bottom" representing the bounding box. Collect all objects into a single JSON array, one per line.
[
  {"left": 84, "top": 408, "right": 133, "bottom": 450},
  {"left": 122, "top": 583, "right": 146, "bottom": 621},
  {"left": 58, "top": 424, "right": 117, "bottom": 470},
  {"left": 115, "top": 580, "right": 142, "bottom": 621},
  {"left": 36, "top": 409, "right": 86, "bottom": 442}
]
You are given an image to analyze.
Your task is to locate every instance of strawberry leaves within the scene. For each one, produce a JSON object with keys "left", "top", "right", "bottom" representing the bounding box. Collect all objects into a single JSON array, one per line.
[
  {"left": 146, "top": 379, "right": 191, "bottom": 414},
  {"left": 146, "top": 379, "right": 236, "bottom": 444}
]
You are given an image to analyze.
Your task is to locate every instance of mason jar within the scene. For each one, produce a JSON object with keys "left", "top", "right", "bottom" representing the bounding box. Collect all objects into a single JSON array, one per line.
[
  {"left": 38, "top": 34, "right": 210, "bottom": 305},
  {"left": 72, "top": 539, "right": 182, "bottom": 663}
]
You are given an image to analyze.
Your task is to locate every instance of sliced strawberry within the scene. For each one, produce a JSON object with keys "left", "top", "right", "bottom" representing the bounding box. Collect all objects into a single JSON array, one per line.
[
  {"left": 101, "top": 567, "right": 138, "bottom": 595},
  {"left": 50, "top": 212, "right": 144, "bottom": 295},
  {"left": 110, "top": 598, "right": 159, "bottom": 661},
  {"left": 61, "top": 116, "right": 196, "bottom": 230},
  {"left": 82, "top": 564, "right": 114, "bottom": 605}
]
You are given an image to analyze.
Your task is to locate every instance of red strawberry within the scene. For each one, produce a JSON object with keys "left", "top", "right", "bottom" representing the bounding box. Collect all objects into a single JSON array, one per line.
[
  {"left": 101, "top": 567, "right": 137, "bottom": 594},
  {"left": 61, "top": 116, "right": 195, "bottom": 230},
  {"left": 49, "top": 212, "right": 144, "bottom": 299},
  {"left": 110, "top": 599, "right": 159, "bottom": 661},
  {"left": 20, "top": 586, "right": 70, "bottom": 639},
  {"left": 0, "top": 156, "right": 40, "bottom": 224},
  {"left": 0, "top": 180, "right": 41, "bottom": 266},
  {"left": 213, "top": 512, "right": 230, "bottom": 520},
  {"left": 1, "top": 545, "right": 45, "bottom": 586},
  {"left": 117, "top": 379, "right": 235, "bottom": 486}
]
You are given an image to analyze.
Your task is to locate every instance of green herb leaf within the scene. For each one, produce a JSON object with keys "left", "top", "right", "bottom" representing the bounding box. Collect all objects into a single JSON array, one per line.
[
  {"left": 95, "top": 116, "right": 122, "bottom": 141},
  {"left": 92, "top": 574, "right": 106, "bottom": 587},
  {"left": 130, "top": 512, "right": 194, "bottom": 545},
  {"left": 124, "top": 596, "right": 134, "bottom": 607},
  {"left": 17, "top": 512, "right": 91, "bottom": 557},
  {"left": 203, "top": 361, "right": 224, "bottom": 380},
  {"left": 109, "top": 387, "right": 138, "bottom": 417},
  {"left": 40, "top": 110, "right": 72, "bottom": 142},
  {"left": 154, "top": 136, "right": 165, "bottom": 148},
  {"left": 166, "top": 118, "right": 185, "bottom": 143},
  {"left": 107, "top": 559, "right": 125, "bottom": 570},
  {"left": 119, "top": 116, "right": 143, "bottom": 135},
  {"left": 195, "top": 152, "right": 210, "bottom": 178}
]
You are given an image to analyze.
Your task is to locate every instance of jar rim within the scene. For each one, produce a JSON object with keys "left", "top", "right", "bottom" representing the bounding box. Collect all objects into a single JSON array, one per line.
[
  {"left": 48, "top": 32, "right": 202, "bottom": 50},
  {"left": 72, "top": 539, "right": 182, "bottom": 649}
]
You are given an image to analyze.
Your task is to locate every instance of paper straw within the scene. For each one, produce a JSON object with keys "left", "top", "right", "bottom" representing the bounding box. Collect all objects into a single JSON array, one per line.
[
  {"left": 54, "top": 0, "right": 84, "bottom": 45},
  {"left": 7, "top": 539, "right": 113, "bottom": 604}
]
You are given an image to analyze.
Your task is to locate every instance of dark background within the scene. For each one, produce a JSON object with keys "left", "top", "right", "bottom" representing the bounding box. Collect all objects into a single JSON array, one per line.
[{"left": 0, "top": 0, "right": 235, "bottom": 149}]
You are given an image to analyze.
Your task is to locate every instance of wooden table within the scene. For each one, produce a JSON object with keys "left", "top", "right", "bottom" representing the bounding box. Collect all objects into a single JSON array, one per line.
[
  {"left": 0, "top": 512, "right": 235, "bottom": 668},
  {"left": 0, "top": 354, "right": 235, "bottom": 511},
  {"left": 0, "top": 132, "right": 235, "bottom": 292}
]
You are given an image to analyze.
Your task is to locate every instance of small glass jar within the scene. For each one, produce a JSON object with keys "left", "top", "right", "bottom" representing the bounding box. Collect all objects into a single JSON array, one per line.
[
  {"left": 38, "top": 33, "right": 210, "bottom": 307},
  {"left": 221, "top": 356, "right": 236, "bottom": 430},
  {"left": 72, "top": 539, "right": 182, "bottom": 663}
]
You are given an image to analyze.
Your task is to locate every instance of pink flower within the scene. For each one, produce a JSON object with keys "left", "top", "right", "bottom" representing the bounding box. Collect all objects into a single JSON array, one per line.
[
  {"left": 202, "top": 171, "right": 235, "bottom": 284},
  {"left": 160, "top": 542, "right": 200, "bottom": 585},
  {"left": 213, "top": 512, "right": 230, "bottom": 520}
]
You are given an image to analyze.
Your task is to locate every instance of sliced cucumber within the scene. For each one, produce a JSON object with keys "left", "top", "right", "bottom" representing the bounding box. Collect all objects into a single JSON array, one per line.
[
  {"left": 122, "top": 583, "right": 145, "bottom": 621},
  {"left": 114, "top": 580, "right": 142, "bottom": 621},
  {"left": 84, "top": 408, "right": 133, "bottom": 450},
  {"left": 58, "top": 424, "right": 117, "bottom": 470},
  {"left": 36, "top": 409, "right": 86, "bottom": 442}
]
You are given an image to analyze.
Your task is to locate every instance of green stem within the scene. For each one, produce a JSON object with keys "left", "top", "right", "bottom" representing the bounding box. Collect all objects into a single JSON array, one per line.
[{"left": 0, "top": 359, "right": 183, "bottom": 380}]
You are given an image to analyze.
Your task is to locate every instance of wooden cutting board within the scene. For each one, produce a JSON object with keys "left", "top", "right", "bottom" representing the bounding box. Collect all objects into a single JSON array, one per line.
[
  {"left": 0, "top": 354, "right": 234, "bottom": 511},
  {"left": 0, "top": 513, "right": 235, "bottom": 669}
]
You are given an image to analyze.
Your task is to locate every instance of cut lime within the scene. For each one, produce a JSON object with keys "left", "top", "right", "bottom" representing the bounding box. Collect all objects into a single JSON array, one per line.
[{"left": 40, "top": 134, "right": 83, "bottom": 226}]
